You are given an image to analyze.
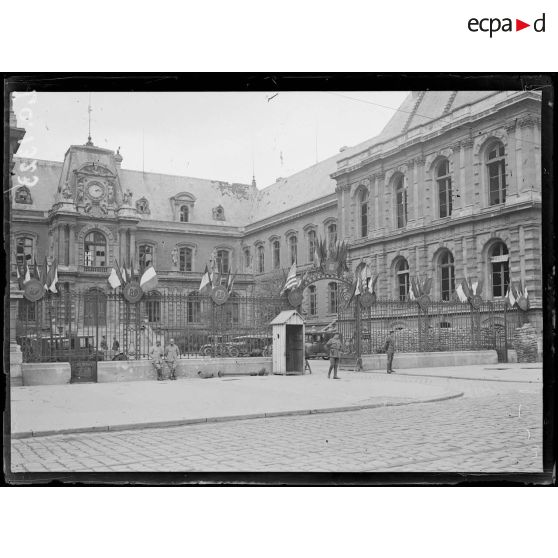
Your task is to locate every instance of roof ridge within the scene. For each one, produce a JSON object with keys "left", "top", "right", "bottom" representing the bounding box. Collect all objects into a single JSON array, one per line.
[{"left": 402, "top": 91, "right": 426, "bottom": 134}]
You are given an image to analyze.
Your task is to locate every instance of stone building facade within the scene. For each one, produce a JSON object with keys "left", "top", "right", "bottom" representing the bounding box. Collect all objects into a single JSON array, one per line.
[{"left": 9, "top": 90, "right": 543, "bottom": 333}]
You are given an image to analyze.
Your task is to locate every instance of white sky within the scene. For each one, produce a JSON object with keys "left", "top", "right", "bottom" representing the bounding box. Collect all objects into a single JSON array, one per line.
[{"left": 12, "top": 91, "right": 408, "bottom": 188}]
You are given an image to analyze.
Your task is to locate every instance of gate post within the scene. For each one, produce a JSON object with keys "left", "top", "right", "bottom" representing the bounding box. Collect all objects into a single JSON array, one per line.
[
  {"left": 9, "top": 282, "right": 24, "bottom": 387},
  {"left": 355, "top": 295, "right": 362, "bottom": 370}
]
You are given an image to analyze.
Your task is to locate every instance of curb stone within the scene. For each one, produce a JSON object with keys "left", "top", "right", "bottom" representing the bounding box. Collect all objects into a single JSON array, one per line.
[{"left": 10, "top": 391, "right": 464, "bottom": 440}]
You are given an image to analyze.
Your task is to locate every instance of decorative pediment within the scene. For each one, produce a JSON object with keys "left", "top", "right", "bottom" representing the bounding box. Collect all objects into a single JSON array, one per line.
[{"left": 78, "top": 163, "right": 115, "bottom": 177}]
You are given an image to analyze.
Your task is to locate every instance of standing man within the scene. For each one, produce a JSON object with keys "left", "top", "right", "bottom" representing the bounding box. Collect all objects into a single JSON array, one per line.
[
  {"left": 383, "top": 330, "right": 396, "bottom": 374},
  {"left": 165, "top": 338, "right": 180, "bottom": 381},
  {"left": 150, "top": 340, "right": 165, "bottom": 381},
  {"left": 112, "top": 336, "right": 120, "bottom": 352},
  {"left": 326, "top": 333, "right": 342, "bottom": 379}
]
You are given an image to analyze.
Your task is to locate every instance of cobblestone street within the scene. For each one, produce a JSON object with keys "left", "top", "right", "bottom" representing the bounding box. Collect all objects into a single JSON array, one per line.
[{"left": 10, "top": 377, "right": 542, "bottom": 473}]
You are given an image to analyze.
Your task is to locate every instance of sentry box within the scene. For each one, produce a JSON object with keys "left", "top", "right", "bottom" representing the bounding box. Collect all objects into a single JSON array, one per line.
[{"left": 270, "top": 310, "right": 305, "bottom": 375}]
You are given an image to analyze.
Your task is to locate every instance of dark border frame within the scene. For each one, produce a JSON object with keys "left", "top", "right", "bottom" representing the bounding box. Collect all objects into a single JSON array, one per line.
[{"left": 2, "top": 73, "right": 556, "bottom": 486}]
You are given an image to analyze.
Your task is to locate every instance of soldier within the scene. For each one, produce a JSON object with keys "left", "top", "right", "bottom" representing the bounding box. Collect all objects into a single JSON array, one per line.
[
  {"left": 326, "top": 333, "right": 342, "bottom": 379},
  {"left": 150, "top": 340, "right": 165, "bottom": 381},
  {"left": 383, "top": 330, "right": 396, "bottom": 374},
  {"left": 165, "top": 338, "right": 180, "bottom": 380}
]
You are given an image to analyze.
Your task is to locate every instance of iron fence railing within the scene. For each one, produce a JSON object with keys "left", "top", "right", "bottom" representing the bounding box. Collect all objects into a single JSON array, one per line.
[{"left": 15, "top": 291, "right": 287, "bottom": 363}]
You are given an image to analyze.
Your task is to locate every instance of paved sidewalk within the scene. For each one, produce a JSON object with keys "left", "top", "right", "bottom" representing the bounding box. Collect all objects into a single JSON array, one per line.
[
  {"left": 365, "top": 362, "right": 542, "bottom": 382},
  {"left": 10, "top": 373, "right": 462, "bottom": 438}
]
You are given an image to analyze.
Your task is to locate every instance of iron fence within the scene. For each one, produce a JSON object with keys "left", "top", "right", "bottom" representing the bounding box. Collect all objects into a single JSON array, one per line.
[{"left": 15, "top": 290, "right": 287, "bottom": 363}]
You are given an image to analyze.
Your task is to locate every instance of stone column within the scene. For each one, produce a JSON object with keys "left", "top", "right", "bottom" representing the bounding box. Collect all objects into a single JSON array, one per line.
[
  {"left": 505, "top": 120, "right": 519, "bottom": 203},
  {"left": 10, "top": 283, "right": 23, "bottom": 387},
  {"left": 130, "top": 229, "right": 136, "bottom": 265},
  {"left": 69, "top": 224, "right": 77, "bottom": 267},
  {"left": 461, "top": 138, "right": 474, "bottom": 216},
  {"left": 450, "top": 141, "right": 464, "bottom": 216}
]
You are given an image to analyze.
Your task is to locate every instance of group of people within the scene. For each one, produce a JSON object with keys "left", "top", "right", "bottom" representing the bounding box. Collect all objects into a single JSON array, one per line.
[
  {"left": 321, "top": 330, "right": 396, "bottom": 379},
  {"left": 149, "top": 338, "right": 180, "bottom": 381}
]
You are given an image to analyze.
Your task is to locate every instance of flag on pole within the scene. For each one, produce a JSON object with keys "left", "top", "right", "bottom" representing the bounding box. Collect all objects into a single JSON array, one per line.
[
  {"left": 108, "top": 261, "right": 123, "bottom": 289},
  {"left": 33, "top": 258, "right": 40, "bottom": 280},
  {"left": 455, "top": 283, "right": 468, "bottom": 303},
  {"left": 140, "top": 262, "right": 158, "bottom": 293},
  {"left": 23, "top": 258, "right": 31, "bottom": 284},
  {"left": 280, "top": 262, "right": 298, "bottom": 294},
  {"left": 461, "top": 279, "right": 471, "bottom": 299},
  {"left": 199, "top": 265, "right": 212, "bottom": 292},
  {"left": 471, "top": 281, "right": 479, "bottom": 296},
  {"left": 48, "top": 258, "right": 58, "bottom": 293},
  {"left": 506, "top": 285, "right": 516, "bottom": 307},
  {"left": 15, "top": 257, "right": 24, "bottom": 290},
  {"left": 41, "top": 256, "right": 50, "bottom": 290},
  {"left": 226, "top": 270, "right": 237, "bottom": 294}
]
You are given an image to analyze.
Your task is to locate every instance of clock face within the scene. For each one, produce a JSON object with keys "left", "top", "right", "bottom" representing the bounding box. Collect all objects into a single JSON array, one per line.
[{"left": 87, "top": 182, "right": 105, "bottom": 200}]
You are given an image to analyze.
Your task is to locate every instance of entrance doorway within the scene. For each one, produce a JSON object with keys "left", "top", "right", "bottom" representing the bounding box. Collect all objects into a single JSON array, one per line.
[{"left": 285, "top": 324, "right": 304, "bottom": 373}]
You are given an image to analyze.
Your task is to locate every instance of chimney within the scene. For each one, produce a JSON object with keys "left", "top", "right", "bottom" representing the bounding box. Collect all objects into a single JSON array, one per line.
[{"left": 114, "top": 147, "right": 123, "bottom": 170}]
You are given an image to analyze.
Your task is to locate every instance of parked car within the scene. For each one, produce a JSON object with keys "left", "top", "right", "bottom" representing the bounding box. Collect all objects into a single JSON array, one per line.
[
  {"left": 305, "top": 331, "right": 336, "bottom": 359},
  {"left": 227, "top": 335, "right": 273, "bottom": 357}
]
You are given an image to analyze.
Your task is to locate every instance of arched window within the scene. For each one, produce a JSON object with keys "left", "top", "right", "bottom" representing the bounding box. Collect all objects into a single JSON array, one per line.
[
  {"left": 437, "top": 159, "right": 452, "bottom": 218},
  {"left": 308, "top": 285, "right": 317, "bottom": 316},
  {"left": 179, "top": 205, "right": 189, "bottom": 222},
  {"left": 145, "top": 292, "right": 161, "bottom": 323},
  {"left": 84, "top": 231, "right": 107, "bottom": 267},
  {"left": 327, "top": 223, "right": 337, "bottom": 249},
  {"left": 487, "top": 141, "right": 506, "bottom": 206},
  {"left": 490, "top": 242, "right": 510, "bottom": 297},
  {"left": 216, "top": 249, "right": 230, "bottom": 274},
  {"left": 272, "top": 240, "right": 280, "bottom": 269},
  {"left": 395, "top": 175, "right": 407, "bottom": 228},
  {"left": 179, "top": 247, "right": 193, "bottom": 272},
  {"left": 257, "top": 245, "right": 265, "bottom": 273},
  {"left": 307, "top": 230, "right": 317, "bottom": 263},
  {"left": 439, "top": 250, "right": 455, "bottom": 301},
  {"left": 328, "top": 282, "right": 338, "bottom": 314},
  {"left": 288, "top": 235, "right": 298, "bottom": 265},
  {"left": 359, "top": 188, "right": 369, "bottom": 237},
  {"left": 138, "top": 244, "right": 153, "bottom": 270},
  {"left": 16, "top": 236, "right": 34, "bottom": 268},
  {"left": 187, "top": 292, "right": 200, "bottom": 323},
  {"left": 243, "top": 248, "right": 251, "bottom": 270},
  {"left": 15, "top": 186, "right": 32, "bottom": 204},
  {"left": 395, "top": 258, "right": 410, "bottom": 301},
  {"left": 84, "top": 288, "right": 107, "bottom": 326}
]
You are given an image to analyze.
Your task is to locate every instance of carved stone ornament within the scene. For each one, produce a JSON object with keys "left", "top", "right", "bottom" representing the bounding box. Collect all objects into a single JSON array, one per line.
[
  {"left": 504, "top": 121, "right": 517, "bottom": 133},
  {"left": 211, "top": 285, "right": 229, "bottom": 305},
  {"left": 469, "top": 294, "right": 483, "bottom": 311},
  {"left": 287, "top": 287, "right": 304, "bottom": 308},
  {"left": 122, "top": 189, "right": 133, "bottom": 205},
  {"left": 417, "top": 294, "right": 430, "bottom": 313},
  {"left": 212, "top": 205, "right": 225, "bottom": 221},
  {"left": 360, "top": 290, "right": 376, "bottom": 308},
  {"left": 61, "top": 182, "right": 73, "bottom": 199}
]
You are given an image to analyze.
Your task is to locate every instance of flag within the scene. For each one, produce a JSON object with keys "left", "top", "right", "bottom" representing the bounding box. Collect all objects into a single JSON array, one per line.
[
  {"left": 130, "top": 258, "right": 136, "bottom": 281},
  {"left": 506, "top": 285, "right": 516, "bottom": 307},
  {"left": 33, "top": 258, "right": 40, "bottom": 280},
  {"left": 23, "top": 258, "right": 31, "bottom": 284},
  {"left": 199, "top": 265, "right": 212, "bottom": 292},
  {"left": 114, "top": 259, "right": 125, "bottom": 286},
  {"left": 410, "top": 277, "right": 420, "bottom": 300},
  {"left": 524, "top": 284, "right": 529, "bottom": 299},
  {"left": 15, "top": 257, "right": 24, "bottom": 290},
  {"left": 471, "top": 281, "right": 478, "bottom": 296},
  {"left": 455, "top": 283, "right": 467, "bottom": 303},
  {"left": 140, "top": 262, "right": 158, "bottom": 293},
  {"left": 41, "top": 256, "right": 49, "bottom": 289},
  {"left": 280, "top": 262, "right": 298, "bottom": 294},
  {"left": 108, "top": 264, "right": 122, "bottom": 289},
  {"left": 48, "top": 258, "right": 58, "bottom": 293},
  {"left": 461, "top": 279, "right": 471, "bottom": 299},
  {"left": 313, "top": 248, "right": 320, "bottom": 268},
  {"left": 226, "top": 270, "right": 237, "bottom": 294}
]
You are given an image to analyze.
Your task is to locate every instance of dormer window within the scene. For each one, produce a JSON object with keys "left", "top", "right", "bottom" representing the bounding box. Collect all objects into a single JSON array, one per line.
[
  {"left": 180, "top": 205, "right": 189, "bottom": 222},
  {"left": 136, "top": 197, "right": 150, "bottom": 215},
  {"left": 15, "top": 186, "right": 32, "bottom": 204},
  {"left": 171, "top": 192, "right": 196, "bottom": 222}
]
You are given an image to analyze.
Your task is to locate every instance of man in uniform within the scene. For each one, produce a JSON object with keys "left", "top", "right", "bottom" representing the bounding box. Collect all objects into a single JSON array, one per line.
[
  {"left": 326, "top": 333, "right": 342, "bottom": 379},
  {"left": 150, "top": 340, "right": 165, "bottom": 381},
  {"left": 383, "top": 330, "right": 396, "bottom": 374},
  {"left": 165, "top": 338, "right": 180, "bottom": 381}
]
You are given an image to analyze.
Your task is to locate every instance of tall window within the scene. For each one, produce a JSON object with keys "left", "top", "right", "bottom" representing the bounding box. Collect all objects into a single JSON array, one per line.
[
  {"left": 145, "top": 293, "right": 161, "bottom": 323},
  {"left": 395, "top": 175, "right": 407, "bottom": 228},
  {"left": 308, "top": 285, "right": 317, "bottom": 316},
  {"left": 437, "top": 159, "right": 452, "bottom": 218},
  {"left": 359, "top": 188, "right": 369, "bottom": 237},
  {"left": 272, "top": 240, "right": 280, "bottom": 269},
  {"left": 307, "top": 230, "right": 317, "bottom": 263},
  {"left": 138, "top": 244, "right": 153, "bottom": 270},
  {"left": 216, "top": 250, "right": 230, "bottom": 274},
  {"left": 179, "top": 205, "right": 189, "bottom": 222},
  {"left": 187, "top": 292, "right": 200, "bottom": 323},
  {"left": 328, "top": 282, "right": 338, "bottom": 314},
  {"left": 179, "top": 247, "right": 193, "bottom": 272},
  {"left": 439, "top": 251, "right": 455, "bottom": 301},
  {"left": 395, "top": 258, "right": 410, "bottom": 301},
  {"left": 327, "top": 223, "right": 337, "bottom": 249},
  {"left": 257, "top": 245, "right": 265, "bottom": 273},
  {"left": 63, "top": 225, "right": 70, "bottom": 265},
  {"left": 84, "top": 288, "right": 107, "bottom": 326},
  {"left": 84, "top": 231, "right": 107, "bottom": 267},
  {"left": 487, "top": 142, "right": 506, "bottom": 206},
  {"left": 288, "top": 235, "right": 298, "bottom": 264},
  {"left": 490, "top": 242, "right": 510, "bottom": 297},
  {"left": 18, "top": 299, "right": 36, "bottom": 321},
  {"left": 16, "top": 237, "right": 33, "bottom": 267},
  {"left": 243, "top": 248, "right": 251, "bottom": 270}
]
